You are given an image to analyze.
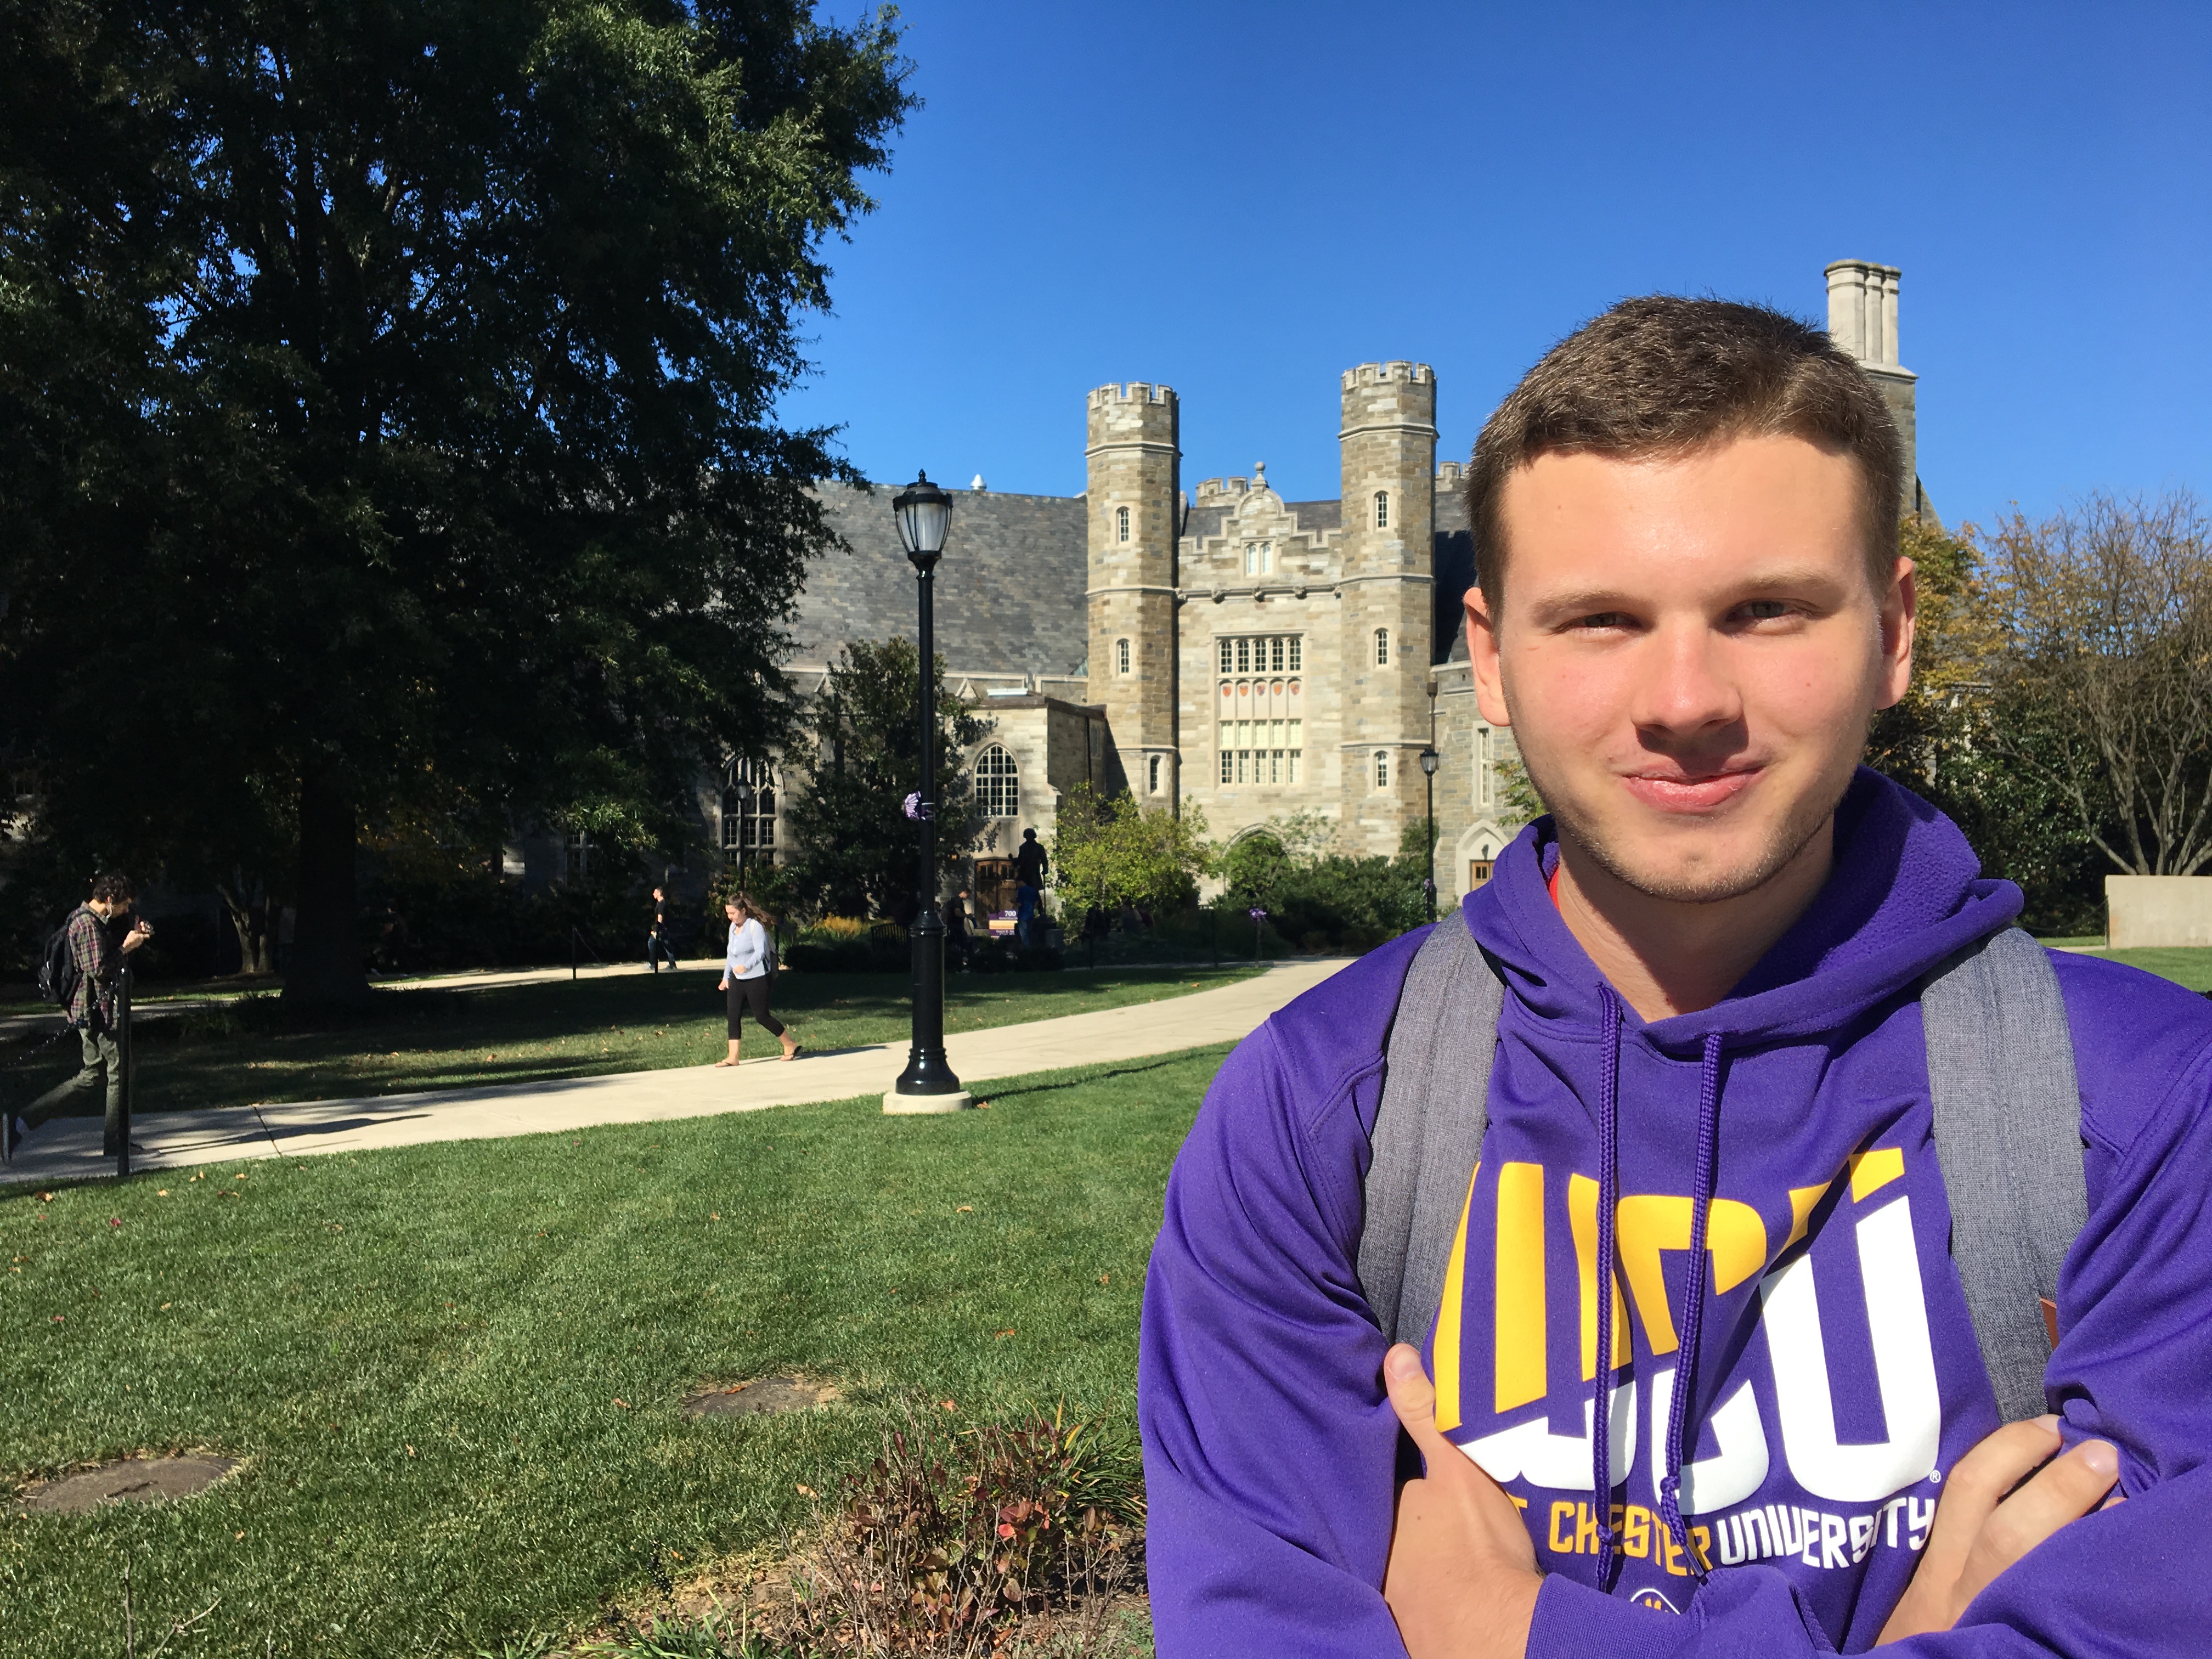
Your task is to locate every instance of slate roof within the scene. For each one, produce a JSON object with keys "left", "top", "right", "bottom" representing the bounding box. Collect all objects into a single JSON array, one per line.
[{"left": 797, "top": 483, "right": 1090, "bottom": 679}]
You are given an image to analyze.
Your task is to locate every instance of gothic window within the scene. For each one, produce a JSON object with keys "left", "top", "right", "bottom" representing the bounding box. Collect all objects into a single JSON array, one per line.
[
  {"left": 975, "top": 744, "right": 1019, "bottom": 818},
  {"left": 1216, "top": 718, "right": 1301, "bottom": 789},
  {"left": 1116, "top": 505, "right": 1130, "bottom": 543},
  {"left": 1116, "top": 637, "right": 1131, "bottom": 675},
  {"left": 1375, "top": 490, "right": 1390, "bottom": 529},
  {"left": 1375, "top": 628, "right": 1390, "bottom": 666},
  {"left": 721, "top": 759, "right": 778, "bottom": 855},
  {"left": 1218, "top": 638, "right": 1233, "bottom": 674},
  {"left": 1244, "top": 542, "right": 1273, "bottom": 577},
  {"left": 1288, "top": 635, "right": 1302, "bottom": 670},
  {"left": 1268, "top": 637, "right": 1284, "bottom": 672},
  {"left": 1374, "top": 751, "right": 1390, "bottom": 791},
  {"left": 1235, "top": 637, "right": 1251, "bottom": 673},
  {"left": 1148, "top": 755, "right": 1163, "bottom": 793}
]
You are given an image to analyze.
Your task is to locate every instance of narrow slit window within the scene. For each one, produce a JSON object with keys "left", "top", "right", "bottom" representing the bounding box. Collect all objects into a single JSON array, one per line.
[
  {"left": 1375, "top": 490, "right": 1389, "bottom": 529},
  {"left": 1116, "top": 505, "right": 1130, "bottom": 543},
  {"left": 1374, "top": 751, "right": 1390, "bottom": 791},
  {"left": 1375, "top": 628, "right": 1390, "bottom": 667},
  {"left": 1147, "top": 755, "right": 1162, "bottom": 793},
  {"left": 1116, "top": 637, "right": 1131, "bottom": 675}
]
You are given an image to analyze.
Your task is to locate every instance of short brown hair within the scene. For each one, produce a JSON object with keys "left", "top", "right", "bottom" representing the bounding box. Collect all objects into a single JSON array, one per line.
[
  {"left": 1466, "top": 296, "right": 1904, "bottom": 601},
  {"left": 90, "top": 872, "right": 134, "bottom": 905}
]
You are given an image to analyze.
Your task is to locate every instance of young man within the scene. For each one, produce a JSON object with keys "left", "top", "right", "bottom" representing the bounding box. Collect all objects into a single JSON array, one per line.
[
  {"left": 1138, "top": 300, "right": 2211, "bottom": 1655},
  {"left": 6, "top": 872, "right": 153, "bottom": 1161}
]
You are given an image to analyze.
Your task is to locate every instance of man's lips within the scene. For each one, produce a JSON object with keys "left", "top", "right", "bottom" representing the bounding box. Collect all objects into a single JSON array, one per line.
[{"left": 1619, "top": 766, "right": 1762, "bottom": 812}]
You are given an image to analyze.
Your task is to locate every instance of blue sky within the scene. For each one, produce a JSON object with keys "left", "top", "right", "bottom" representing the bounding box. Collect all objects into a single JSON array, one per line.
[{"left": 778, "top": 2, "right": 2210, "bottom": 531}]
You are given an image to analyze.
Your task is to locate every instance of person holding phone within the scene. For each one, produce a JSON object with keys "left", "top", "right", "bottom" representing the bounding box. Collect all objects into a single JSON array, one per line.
[{"left": 5, "top": 872, "right": 153, "bottom": 1161}]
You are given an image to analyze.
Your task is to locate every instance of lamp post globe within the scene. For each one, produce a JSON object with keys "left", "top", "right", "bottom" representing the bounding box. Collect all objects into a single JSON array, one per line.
[{"left": 887, "top": 472, "right": 969, "bottom": 1113}]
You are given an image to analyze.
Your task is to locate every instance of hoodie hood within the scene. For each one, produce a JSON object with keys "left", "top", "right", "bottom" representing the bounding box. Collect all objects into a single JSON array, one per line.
[{"left": 1474, "top": 766, "right": 2024, "bottom": 1052}]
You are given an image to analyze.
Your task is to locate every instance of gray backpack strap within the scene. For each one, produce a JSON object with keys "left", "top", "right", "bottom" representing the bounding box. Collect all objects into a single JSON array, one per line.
[
  {"left": 1920, "top": 926, "right": 2088, "bottom": 1423},
  {"left": 1359, "top": 907, "right": 1505, "bottom": 1348}
]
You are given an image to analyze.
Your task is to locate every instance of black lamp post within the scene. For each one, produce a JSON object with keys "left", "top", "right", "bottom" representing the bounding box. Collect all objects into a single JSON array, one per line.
[
  {"left": 731, "top": 772, "right": 755, "bottom": 890},
  {"left": 1418, "top": 677, "right": 1440, "bottom": 922},
  {"left": 885, "top": 472, "right": 971, "bottom": 1114}
]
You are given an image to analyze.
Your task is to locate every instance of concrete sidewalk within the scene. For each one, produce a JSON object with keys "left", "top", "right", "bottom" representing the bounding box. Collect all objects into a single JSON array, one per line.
[{"left": 2, "top": 957, "right": 1352, "bottom": 1187}]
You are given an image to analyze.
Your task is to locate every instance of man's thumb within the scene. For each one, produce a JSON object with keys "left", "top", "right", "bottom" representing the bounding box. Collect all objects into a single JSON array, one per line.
[{"left": 1384, "top": 1343, "right": 1456, "bottom": 1462}]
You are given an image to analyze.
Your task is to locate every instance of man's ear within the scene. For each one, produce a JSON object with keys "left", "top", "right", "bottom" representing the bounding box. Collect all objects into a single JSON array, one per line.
[
  {"left": 1875, "top": 555, "right": 1917, "bottom": 712},
  {"left": 1465, "top": 586, "right": 1513, "bottom": 728}
]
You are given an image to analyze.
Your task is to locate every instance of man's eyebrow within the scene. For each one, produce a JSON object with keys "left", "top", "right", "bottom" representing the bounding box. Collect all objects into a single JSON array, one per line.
[{"left": 1525, "top": 566, "right": 1854, "bottom": 616}]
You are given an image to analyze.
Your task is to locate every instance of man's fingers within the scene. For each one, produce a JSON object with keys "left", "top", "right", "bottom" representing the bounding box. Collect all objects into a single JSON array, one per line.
[
  {"left": 1974, "top": 1440, "right": 2120, "bottom": 1569},
  {"left": 1383, "top": 1344, "right": 1459, "bottom": 1464},
  {"left": 1937, "top": 1417, "right": 2063, "bottom": 1519}
]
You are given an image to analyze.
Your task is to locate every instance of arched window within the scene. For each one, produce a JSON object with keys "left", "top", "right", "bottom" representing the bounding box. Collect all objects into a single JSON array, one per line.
[
  {"left": 1375, "top": 627, "right": 1390, "bottom": 666},
  {"left": 1244, "top": 542, "right": 1272, "bottom": 577},
  {"left": 721, "top": 758, "right": 777, "bottom": 855},
  {"left": 1116, "top": 637, "right": 1131, "bottom": 675},
  {"left": 1147, "top": 754, "right": 1163, "bottom": 793},
  {"left": 1374, "top": 490, "right": 1390, "bottom": 529},
  {"left": 1116, "top": 505, "right": 1131, "bottom": 543},
  {"left": 975, "top": 744, "right": 1019, "bottom": 817},
  {"left": 1374, "top": 751, "right": 1390, "bottom": 791}
]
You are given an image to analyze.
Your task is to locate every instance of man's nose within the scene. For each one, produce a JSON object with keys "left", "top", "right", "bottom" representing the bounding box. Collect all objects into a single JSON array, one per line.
[{"left": 1629, "top": 620, "right": 1743, "bottom": 739}]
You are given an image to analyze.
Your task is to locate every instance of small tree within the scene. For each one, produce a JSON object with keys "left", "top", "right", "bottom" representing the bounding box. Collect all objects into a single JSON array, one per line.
[
  {"left": 783, "top": 639, "right": 987, "bottom": 920},
  {"left": 1982, "top": 492, "right": 2212, "bottom": 876},
  {"left": 1051, "top": 785, "right": 1211, "bottom": 921}
]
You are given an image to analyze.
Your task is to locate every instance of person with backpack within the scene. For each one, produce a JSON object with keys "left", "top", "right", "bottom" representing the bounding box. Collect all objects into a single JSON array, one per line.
[
  {"left": 1138, "top": 300, "right": 2211, "bottom": 1657},
  {"left": 5, "top": 872, "right": 153, "bottom": 1163},
  {"left": 714, "top": 892, "right": 796, "bottom": 1067}
]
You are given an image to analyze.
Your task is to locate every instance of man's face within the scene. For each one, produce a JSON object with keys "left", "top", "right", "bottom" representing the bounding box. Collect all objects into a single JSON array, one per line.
[{"left": 1467, "top": 435, "right": 1914, "bottom": 904}]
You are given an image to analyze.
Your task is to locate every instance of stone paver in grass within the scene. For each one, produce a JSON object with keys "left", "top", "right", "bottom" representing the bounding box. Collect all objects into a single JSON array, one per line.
[{"left": 16, "top": 1454, "right": 239, "bottom": 1514}]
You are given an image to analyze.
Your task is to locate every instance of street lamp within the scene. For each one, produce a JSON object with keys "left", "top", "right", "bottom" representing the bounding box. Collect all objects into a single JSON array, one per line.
[
  {"left": 731, "top": 772, "right": 755, "bottom": 890},
  {"left": 1420, "top": 679, "right": 1440, "bottom": 923},
  {"left": 885, "top": 472, "right": 970, "bottom": 1114}
]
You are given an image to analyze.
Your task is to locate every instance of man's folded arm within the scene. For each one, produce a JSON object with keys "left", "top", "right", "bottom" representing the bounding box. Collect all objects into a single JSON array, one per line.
[{"left": 1139, "top": 1025, "right": 1410, "bottom": 1658}]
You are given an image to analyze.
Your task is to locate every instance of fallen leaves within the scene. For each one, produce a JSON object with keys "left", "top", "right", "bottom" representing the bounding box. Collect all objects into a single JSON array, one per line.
[
  {"left": 156, "top": 1189, "right": 171, "bottom": 1198},
  {"left": 955, "top": 1205, "right": 973, "bottom": 1214},
  {"left": 795, "top": 1482, "right": 816, "bottom": 1497},
  {"left": 612, "top": 1397, "right": 631, "bottom": 1409},
  {"left": 939, "top": 1399, "right": 958, "bottom": 1413},
  {"left": 37, "top": 1192, "right": 53, "bottom": 1203},
  {"left": 406, "top": 1445, "right": 416, "bottom": 1458},
  {"left": 1098, "top": 1273, "right": 1110, "bottom": 1285},
  {"left": 108, "top": 1218, "right": 121, "bottom": 1228},
  {"left": 995, "top": 1328, "right": 1017, "bottom": 1339}
]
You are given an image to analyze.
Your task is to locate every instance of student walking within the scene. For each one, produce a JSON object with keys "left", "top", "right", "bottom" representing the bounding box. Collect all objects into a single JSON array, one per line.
[
  {"left": 646, "top": 886, "right": 678, "bottom": 973},
  {"left": 5, "top": 873, "right": 152, "bottom": 1163},
  {"left": 715, "top": 894, "right": 797, "bottom": 1066}
]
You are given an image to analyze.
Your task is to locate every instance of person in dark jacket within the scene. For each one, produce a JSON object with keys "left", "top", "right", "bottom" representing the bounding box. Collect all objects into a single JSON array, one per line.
[
  {"left": 646, "top": 886, "right": 678, "bottom": 973},
  {"left": 6, "top": 873, "right": 152, "bottom": 1161}
]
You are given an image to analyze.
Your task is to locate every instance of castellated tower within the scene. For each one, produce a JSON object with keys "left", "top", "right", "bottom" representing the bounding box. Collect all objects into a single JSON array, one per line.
[
  {"left": 1337, "top": 362, "right": 1437, "bottom": 855},
  {"left": 1825, "top": 260, "right": 1928, "bottom": 519},
  {"left": 1085, "top": 382, "right": 1180, "bottom": 799}
]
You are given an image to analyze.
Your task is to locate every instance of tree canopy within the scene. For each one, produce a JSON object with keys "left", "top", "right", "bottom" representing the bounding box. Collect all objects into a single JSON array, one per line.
[{"left": 0, "top": 0, "right": 912, "bottom": 998}]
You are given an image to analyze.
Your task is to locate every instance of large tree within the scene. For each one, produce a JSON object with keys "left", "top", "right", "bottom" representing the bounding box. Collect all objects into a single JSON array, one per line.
[{"left": 0, "top": 1, "right": 911, "bottom": 1000}]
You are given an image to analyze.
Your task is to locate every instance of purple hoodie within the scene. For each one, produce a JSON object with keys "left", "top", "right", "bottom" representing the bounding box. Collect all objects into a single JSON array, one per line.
[{"left": 1140, "top": 770, "right": 2212, "bottom": 1656}]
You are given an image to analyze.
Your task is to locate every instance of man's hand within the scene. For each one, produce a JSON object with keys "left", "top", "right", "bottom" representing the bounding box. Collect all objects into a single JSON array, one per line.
[
  {"left": 1382, "top": 1343, "right": 1542, "bottom": 1659},
  {"left": 1878, "top": 1416, "right": 2121, "bottom": 1643},
  {"left": 120, "top": 919, "right": 152, "bottom": 955}
]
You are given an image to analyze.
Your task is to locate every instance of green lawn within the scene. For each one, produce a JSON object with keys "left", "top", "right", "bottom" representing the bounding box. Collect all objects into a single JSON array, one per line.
[
  {"left": 1, "top": 965, "right": 1256, "bottom": 1120},
  {"left": 0, "top": 1043, "right": 1226, "bottom": 1657}
]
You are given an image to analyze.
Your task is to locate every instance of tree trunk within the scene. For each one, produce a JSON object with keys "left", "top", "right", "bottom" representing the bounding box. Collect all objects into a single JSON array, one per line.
[
  {"left": 215, "top": 883, "right": 275, "bottom": 978},
  {"left": 286, "top": 771, "right": 368, "bottom": 1007}
]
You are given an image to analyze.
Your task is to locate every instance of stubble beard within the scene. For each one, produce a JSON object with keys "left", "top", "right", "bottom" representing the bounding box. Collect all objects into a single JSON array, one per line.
[{"left": 1527, "top": 750, "right": 1859, "bottom": 906}]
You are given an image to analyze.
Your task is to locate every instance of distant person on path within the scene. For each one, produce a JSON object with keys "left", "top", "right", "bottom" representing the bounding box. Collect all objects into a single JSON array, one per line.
[
  {"left": 944, "top": 890, "right": 971, "bottom": 972},
  {"left": 646, "top": 886, "right": 677, "bottom": 973},
  {"left": 5, "top": 873, "right": 152, "bottom": 1163},
  {"left": 1014, "top": 827, "right": 1048, "bottom": 889},
  {"left": 716, "top": 894, "right": 797, "bottom": 1067}
]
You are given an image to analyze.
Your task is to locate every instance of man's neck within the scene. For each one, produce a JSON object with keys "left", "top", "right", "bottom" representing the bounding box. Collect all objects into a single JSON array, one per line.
[{"left": 1551, "top": 819, "right": 1835, "bottom": 1021}]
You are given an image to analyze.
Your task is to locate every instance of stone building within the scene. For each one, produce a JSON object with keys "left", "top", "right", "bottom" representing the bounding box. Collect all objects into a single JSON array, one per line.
[{"left": 730, "top": 258, "right": 1927, "bottom": 913}]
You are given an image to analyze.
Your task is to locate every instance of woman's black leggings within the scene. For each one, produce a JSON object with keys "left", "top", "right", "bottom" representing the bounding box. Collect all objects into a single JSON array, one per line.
[{"left": 726, "top": 975, "right": 785, "bottom": 1040}]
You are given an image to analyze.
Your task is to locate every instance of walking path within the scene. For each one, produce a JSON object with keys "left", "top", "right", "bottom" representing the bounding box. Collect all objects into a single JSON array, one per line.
[{"left": 2, "top": 957, "right": 1352, "bottom": 1187}]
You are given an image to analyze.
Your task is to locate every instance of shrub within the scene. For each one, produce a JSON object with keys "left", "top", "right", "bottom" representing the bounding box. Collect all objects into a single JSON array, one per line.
[{"left": 790, "top": 1408, "right": 1143, "bottom": 1656}]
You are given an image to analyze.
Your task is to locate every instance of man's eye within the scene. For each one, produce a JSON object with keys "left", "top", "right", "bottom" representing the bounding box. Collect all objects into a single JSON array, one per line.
[
  {"left": 1570, "top": 612, "right": 1632, "bottom": 630},
  {"left": 1739, "top": 600, "right": 1793, "bottom": 622}
]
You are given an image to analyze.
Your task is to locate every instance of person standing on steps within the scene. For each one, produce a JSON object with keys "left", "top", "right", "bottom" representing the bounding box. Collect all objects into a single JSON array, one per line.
[
  {"left": 5, "top": 872, "right": 153, "bottom": 1163},
  {"left": 646, "top": 885, "right": 678, "bottom": 973},
  {"left": 716, "top": 893, "right": 796, "bottom": 1067}
]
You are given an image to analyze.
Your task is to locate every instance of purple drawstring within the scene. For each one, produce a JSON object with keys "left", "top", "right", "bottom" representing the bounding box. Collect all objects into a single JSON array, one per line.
[
  {"left": 1590, "top": 986, "right": 1623, "bottom": 1589},
  {"left": 1657, "top": 1031, "right": 1725, "bottom": 1584}
]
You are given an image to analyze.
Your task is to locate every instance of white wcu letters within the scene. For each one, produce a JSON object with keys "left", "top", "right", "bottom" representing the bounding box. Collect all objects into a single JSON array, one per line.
[{"left": 1459, "top": 1195, "right": 1939, "bottom": 1510}]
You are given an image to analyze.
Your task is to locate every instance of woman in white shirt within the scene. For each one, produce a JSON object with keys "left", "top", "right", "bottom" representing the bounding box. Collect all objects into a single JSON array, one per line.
[{"left": 715, "top": 894, "right": 798, "bottom": 1066}]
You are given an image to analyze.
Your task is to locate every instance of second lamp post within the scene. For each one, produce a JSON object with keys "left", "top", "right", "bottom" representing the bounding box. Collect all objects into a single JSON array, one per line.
[{"left": 884, "top": 472, "right": 972, "bottom": 1114}]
